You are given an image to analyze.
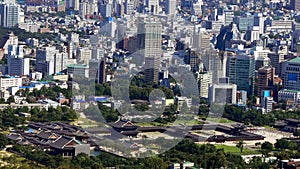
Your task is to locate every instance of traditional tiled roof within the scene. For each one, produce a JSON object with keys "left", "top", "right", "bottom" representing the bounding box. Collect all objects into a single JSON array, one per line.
[
  {"left": 7, "top": 133, "right": 23, "bottom": 141},
  {"left": 120, "top": 130, "right": 140, "bottom": 135},
  {"left": 37, "top": 131, "right": 58, "bottom": 140},
  {"left": 112, "top": 119, "right": 136, "bottom": 128},
  {"left": 50, "top": 136, "right": 81, "bottom": 149},
  {"left": 120, "top": 141, "right": 139, "bottom": 149},
  {"left": 17, "top": 139, "right": 32, "bottom": 145}
]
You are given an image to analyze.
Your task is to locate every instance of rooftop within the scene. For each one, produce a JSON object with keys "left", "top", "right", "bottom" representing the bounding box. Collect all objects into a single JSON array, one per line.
[
  {"left": 67, "top": 64, "right": 88, "bottom": 69},
  {"left": 280, "top": 89, "right": 300, "bottom": 93},
  {"left": 288, "top": 57, "right": 300, "bottom": 63}
]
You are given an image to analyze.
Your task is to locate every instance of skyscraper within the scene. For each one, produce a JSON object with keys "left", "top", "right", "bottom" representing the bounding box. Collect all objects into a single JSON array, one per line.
[
  {"left": 165, "top": 0, "right": 176, "bottom": 15},
  {"left": 144, "top": 56, "right": 160, "bottom": 83},
  {"left": 137, "top": 17, "right": 162, "bottom": 66},
  {"left": 201, "top": 48, "right": 226, "bottom": 84},
  {"left": 227, "top": 54, "right": 255, "bottom": 96},
  {"left": 0, "top": 2, "right": 20, "bottom": 28}
]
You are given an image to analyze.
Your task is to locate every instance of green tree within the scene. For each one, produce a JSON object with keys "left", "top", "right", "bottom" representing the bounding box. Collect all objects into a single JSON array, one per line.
[
  {"left": 0, "top": 133, "right": 8, "bottom": 149},
  {"left": 293, "top": 130, "right": 300, "bottom": 138},
  {"left": 275, "top": 139, "right": 290, "bottom": 151},
  {"left": 6, "top": 96, "right": 15, "bottom": 104},
  {"left": 261, "top": 142, "right": 273, "bottom": 157},
  {"left": 236, "top": 140, "right": 245, "bottom": 153}
]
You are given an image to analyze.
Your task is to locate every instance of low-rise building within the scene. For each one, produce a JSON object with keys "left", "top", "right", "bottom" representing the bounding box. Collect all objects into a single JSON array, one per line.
[
  {"left": 208, "top": 83, "right": 237, "bottom": 105},
  {"left": 175, "top": 96, "right": 192, "bottom": 111},
  {"left": 0, "top": 76, "right": 22, "bottom": 90},
  {"left": 278, "top": 89, "right": 300, "bottom": 104}
]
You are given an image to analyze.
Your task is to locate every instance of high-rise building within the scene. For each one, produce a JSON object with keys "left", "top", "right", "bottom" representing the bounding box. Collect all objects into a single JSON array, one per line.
[
  {"left": 238, "top": 15, "right": 254, "bottom": 32},
  {"left": 180, "top": 0, "right": 193, "bottom": 13},
  {"left": 224, "top": 10, "right": 234, "bottom": 25},
  {"left": 66, "top": 0, "right": 80, "bottom": 11},
  {"left": 201, "top": 48, "right": 226, "bottom": 84},
  {"left": 102, "top": 18, "right": 117, "bottom": 37},
  {"left": 198, "top": 71, "right": 212, "bottom": 98},
  {"left": 99, "top": 3, "right": 112, "bottom": 17},
  {"left": 79, "top": 0, "right": 98, "bottom": 18},
  {"left": 0, "top": 2, "right": 20, "bottom": 28},
  {"left": 0, "top": 31, "right": 18, "bottom": 56},
  {"left": 192, "top": 27, "right": 210, "bottom": 50},
  {"left": 77, "top": 47, "right": 92, "bottom": 64},
  {"left": 268, "top": 52, "right": 284, "bottom": 76},
  {"left": 184, "top": 49, "right": 199, "bottom": 72},
  {"left": 257, "top": 66, "right": 274, "bottom": 97},
  {"left": 144, "top": 56, "right": 160, "bottom": 83},
  {"left": 253, "top": 13, "right": 264, "bottom": 34},
  {"left": 79, "top": 1, "right": 88, "bottom": 18},
  {"left": 227, "top": 54, "right": 255, "bottom": 96},
  {"left": 192, "top": 0, "right": 202, "bottom": 16},
  {"left": 146, "top": 0, "right": 159, "bottom": 14},
  {"left": 124, "top": 0, "right": 135, "bottom": 14},
  {"left": 137, "top": 18, "right": 162, "bottom": 65},
  {"left": 7, "top": 45, "right": 30, "bottom": 76},
  {"left": 282, "top": 57, "right": 300, "bottom": 91},
  {"left": 36, "top": 47, "right": 68, "bottom": 76},
  {"left": 165, "top": 0, "right": 176, "bottom": 15},
  {"left": 98, "top": 59, "right": 106, "bottom": 84},
  {"left": 290, "top": 0, "right": 300, "bottom": 11}
]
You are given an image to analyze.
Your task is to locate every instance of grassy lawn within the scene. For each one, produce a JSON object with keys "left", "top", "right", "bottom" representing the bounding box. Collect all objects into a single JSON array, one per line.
[
  {"left": 214, "top": 144, "right": 260, "bottom": 155},
  {"left": 205, "top": 117, "right": 235, "bottom": 123},
  {"left": 72, "top": 111, "right": 104, "bottom": 128},
  {"left": 262, "top": 125, "right": 275, "bottom": 129},
  {"left": 72, "top": 117, "right": 102, "bottom": 128}
]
